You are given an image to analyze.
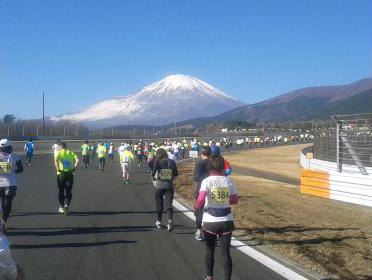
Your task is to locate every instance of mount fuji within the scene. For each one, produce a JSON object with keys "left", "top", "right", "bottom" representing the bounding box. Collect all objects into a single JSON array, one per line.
[{"left": 52, "top": 74, "right": 244, "bottom": 128}]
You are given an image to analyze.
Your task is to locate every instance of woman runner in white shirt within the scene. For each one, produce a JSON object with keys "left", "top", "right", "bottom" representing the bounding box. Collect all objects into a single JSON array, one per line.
[{"left": 195, "top": 155, "right": 239, "bottom": 280}]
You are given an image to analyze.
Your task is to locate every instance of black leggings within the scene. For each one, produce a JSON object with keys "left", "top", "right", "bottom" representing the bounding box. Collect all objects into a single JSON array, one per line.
[
  {"left": 155, "top": 188, "right": 174, "bottom": 222},
  {"left": 57, "top": 174, "right": 74, "bottom": 206},
  {"left": 204, "top": 231, "right": 232, "bottom": 280},
  {"left": 83, "top": 155, "right": 89, "bottom": 167},
  {"left": 99, "top": 158, "right": 105, "bottom": 171},
  {"left": 0, "top": 187, "right": 16, "bottom": 222}
]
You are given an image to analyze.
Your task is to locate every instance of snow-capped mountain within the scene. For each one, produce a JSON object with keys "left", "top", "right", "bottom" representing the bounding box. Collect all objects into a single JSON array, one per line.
[{"left": 52, "top": 74, "right": 244, "bottom": 127}]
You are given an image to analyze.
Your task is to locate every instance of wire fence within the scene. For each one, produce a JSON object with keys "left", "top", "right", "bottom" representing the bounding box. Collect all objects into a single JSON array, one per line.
[{"left": 313, "top": 113, "right": 372, "bottom": 170}]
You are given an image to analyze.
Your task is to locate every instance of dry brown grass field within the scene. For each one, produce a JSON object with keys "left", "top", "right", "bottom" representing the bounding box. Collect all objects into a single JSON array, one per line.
[{"left": 174, "top": 145, "right": 372, "bottom": 280}]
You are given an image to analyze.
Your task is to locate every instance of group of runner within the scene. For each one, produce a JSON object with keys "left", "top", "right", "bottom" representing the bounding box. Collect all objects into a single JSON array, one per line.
[{"left": 1, "top": 137, "right": 238, "bottom": 280}]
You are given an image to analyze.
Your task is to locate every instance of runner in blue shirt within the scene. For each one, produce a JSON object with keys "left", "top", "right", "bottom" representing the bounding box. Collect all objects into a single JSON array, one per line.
[{"left": 24, "top": 138, "right": 35, "bottom": 166}]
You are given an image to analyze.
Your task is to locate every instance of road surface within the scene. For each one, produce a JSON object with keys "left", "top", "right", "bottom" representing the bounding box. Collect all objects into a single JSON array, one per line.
[{"left": 6, "top": 153, "right": 289, "bottom": 280}]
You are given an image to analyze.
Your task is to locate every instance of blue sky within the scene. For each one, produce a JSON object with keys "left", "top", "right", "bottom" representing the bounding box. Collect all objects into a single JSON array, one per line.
[{"left": 1, "top": 0, "right": 371, "bottom": 119}]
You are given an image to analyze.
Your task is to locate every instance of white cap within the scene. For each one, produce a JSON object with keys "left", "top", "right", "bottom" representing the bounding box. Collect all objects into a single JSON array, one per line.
[{"left": 0, "top": 139, "right": 11, "bottom": 148}]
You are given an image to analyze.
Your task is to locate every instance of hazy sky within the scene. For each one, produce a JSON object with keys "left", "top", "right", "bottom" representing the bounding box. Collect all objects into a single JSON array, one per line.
[{"left": 1, "top": 0, "right": 371, "bottom": 119}]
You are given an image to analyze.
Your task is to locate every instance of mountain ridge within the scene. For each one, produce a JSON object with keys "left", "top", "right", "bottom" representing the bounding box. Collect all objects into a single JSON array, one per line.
[{"left": 163, "top": 78, "right": 372, "bottom": 128}]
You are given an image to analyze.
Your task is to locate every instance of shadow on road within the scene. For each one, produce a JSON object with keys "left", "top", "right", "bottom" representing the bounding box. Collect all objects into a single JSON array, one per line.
[
  {"left": 7, "top": 225, "right": 155, "bottom": 237},
  {"left": 70, "top": 210, "right": 156, "bottom": 216},
  {"left": 11, "top": 209, "right": 190, "bottom": 217},
  {"left": 10, "top": 239, "right": 137, "bottom": 250}
]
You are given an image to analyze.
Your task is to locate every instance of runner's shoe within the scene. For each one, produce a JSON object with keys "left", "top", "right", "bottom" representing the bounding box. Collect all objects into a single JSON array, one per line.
[
  {"left": 155, "top": 221, "right": 162, "bottom": 229},
  {"left": 195, "top": 230, "right": 204, "bottom": 241},
  {"left": 167, "top": 220, "right": 174, "bottom": 232},
  {"left": 64, "top": 205, "right": 70, "bottom": 216},
  {"left": 58, "top": 206, "right": 64, "bottom": 214}
]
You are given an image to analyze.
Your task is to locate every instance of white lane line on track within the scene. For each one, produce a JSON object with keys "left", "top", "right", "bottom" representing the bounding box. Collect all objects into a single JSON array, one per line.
[{"left": 172, "top": 200, "right": 310, "bottom": 280}]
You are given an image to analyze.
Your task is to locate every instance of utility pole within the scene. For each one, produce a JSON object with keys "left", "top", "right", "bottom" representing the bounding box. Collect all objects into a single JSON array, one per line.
[{"left": 42, "top": 92, "right": 45, "bottom": 136}]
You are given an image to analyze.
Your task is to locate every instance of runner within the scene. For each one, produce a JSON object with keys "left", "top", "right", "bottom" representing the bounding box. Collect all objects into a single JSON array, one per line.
[
  {"left": 0, "top": 139, "right": 23, "bottom": 229},
  {"left": 97, "top": 142, "right": 107, "bottom": 173},
  {"left": 119, "top": 145, "right": 135, "bottom": 184},
  {"left": 151, "top": 148, "right": 178, "bottom": 232},
  {"left": 136, "top": 144, "right": 144, "bottom": 167},
  {"left": 167, "top": 148, "right": 177, "bottom": 161},
  {"left": 24, "top": 138, "right": 35, "bottom": 166},
  {"left": 195, "top": 155, "right": 239, "bottom": 280},
  {"left": 54, "top": 142, "right": 79, "bottom": 215},
  {"left": 90, "top": 142, "right": 97, "bottom": 162},
  {"left": 0, "top": 202, "right": 25, "bottom": 280},
  {"left": 147, "top": 147, "right": 156, "bottom": 174},
  {"left": 51, "top": 140, "right": 61, "bottom": 159},
  {"left": 81, "top": 140, "right": 90, "bottom": 168},
  {"left": 193, "top": 146, "right": 211, "bottom": 241},
  {"left": 108, "top": 143, "right": 114, "bottom": 162},
  {"left": 117, "top": 142, "right": 125, "bottom": 156}
]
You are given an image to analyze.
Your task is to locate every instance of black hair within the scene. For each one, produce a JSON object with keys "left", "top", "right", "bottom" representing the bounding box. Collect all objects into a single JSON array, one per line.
[
  {"left": 61, "top": 142, "right": 67, "bottom": 149},
  {"left": 29, "top": 138, "right": 33, "bottom": 142},
  {"left": 0, "top": 146, "right": 12, "bottom": 154},
  {"left": 85, "top": 140, "right": 88, "bottom": 144},
  {"left": 156, "top": 148, "right": 168, "bottom": 160},
  {"left": 207, "top": 155, "right": 225, "bottom": 174},
  {"left": 201, "top": 146, "right": 211, "bottom": 157}
]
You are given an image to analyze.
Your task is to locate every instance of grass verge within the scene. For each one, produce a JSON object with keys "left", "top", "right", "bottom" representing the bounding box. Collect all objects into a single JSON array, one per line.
[{"left": 174, "top": 145, "right": 372, "bottom": 280}]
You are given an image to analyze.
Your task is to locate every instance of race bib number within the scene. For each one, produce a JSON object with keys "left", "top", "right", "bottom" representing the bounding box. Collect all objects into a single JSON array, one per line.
[
  {"left": 99, "top": 150, "right": 105, "bottom": 155},
  {"left": 159, "top": 169, "right": 172, "bottom": 180},
  {"left": 0, "top": 162, "right": 12, "bottom": 174},
  {"left": 62, "top": 160, "right": 73, "bottom": 169},
  {"left": 122, "top": 156, "right": 130, "bottom": 163},
  {"left": 210, "top": 187, "right": 230, "bottom": 204}
]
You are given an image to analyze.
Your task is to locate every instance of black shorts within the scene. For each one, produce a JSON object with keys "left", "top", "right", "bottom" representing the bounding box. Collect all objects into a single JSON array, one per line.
[
  {"left": 0, "top": 186, "right": 17, "bottom": 197},
  {"left": 203, "top": 220, "right": 234, "bottom": 236},
  {"left": 99, "top": 158, "right": 105, "bottom": 163}
]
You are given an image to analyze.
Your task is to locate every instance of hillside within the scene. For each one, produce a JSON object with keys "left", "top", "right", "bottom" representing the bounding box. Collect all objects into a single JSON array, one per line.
[{"left": 171, "top": 78, "right": 372, "bottom": 127}]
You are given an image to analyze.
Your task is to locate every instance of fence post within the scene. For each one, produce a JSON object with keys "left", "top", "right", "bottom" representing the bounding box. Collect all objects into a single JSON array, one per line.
[
  {"left": 336, "top": 122, "right": 342, "bottom": 172},
  {"left": 112, "top": 128, "right": 114, "bottom": 137},
  {"left": 37, "top": 127, "right": 39, "bottom": 137},
  {"left": 7, "top": 126, "right": 10, "bottom": 137},
  {"left": 64, "top": 127, "right": 66, "bottom": 137},
  {"left": 22, "top": 127, "right": 25, "bottom": 137}
]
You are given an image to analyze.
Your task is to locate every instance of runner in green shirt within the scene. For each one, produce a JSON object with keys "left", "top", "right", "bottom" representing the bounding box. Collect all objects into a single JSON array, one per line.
[
  {"left": 54, "top": 142, "right": 79, "bottom": 215},
  {"left": 81, "top": 140, "right": 90, "bottom": 168}
]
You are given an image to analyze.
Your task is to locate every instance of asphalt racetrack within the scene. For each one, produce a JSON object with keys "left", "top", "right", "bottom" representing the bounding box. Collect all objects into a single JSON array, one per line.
[{"left": 6, "top": 153, "right": 289, "bottom": 280}]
